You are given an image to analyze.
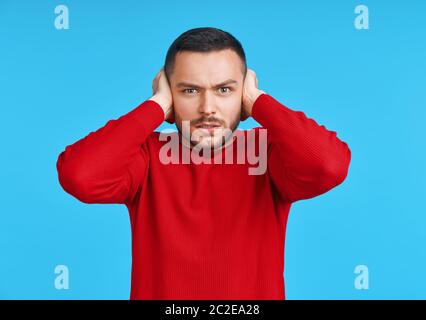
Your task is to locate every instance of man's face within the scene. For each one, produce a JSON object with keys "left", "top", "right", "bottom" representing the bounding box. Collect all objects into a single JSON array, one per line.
[{"left": 168, "top": 49, "right": 245, "bottom": 150}]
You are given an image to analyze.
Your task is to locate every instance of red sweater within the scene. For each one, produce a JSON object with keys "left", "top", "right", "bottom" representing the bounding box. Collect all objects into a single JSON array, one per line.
[{"left": 56, "top": 93, "right": 351, "bottom": 300}]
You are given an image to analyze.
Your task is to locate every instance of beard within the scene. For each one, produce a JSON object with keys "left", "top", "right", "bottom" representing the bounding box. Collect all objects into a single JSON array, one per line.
[{"left": 176, "top": 115, "right": 241, "bottom": 151}]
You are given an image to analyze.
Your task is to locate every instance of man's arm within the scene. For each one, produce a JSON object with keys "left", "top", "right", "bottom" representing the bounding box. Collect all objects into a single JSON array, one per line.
[
  {"left": 251, "top": 93, "right": 351, "bottom": 203},
  {"left": 56, "top": 69, "right": 173, "bottom": 205},
  {"left": 242, "top": 69, "right": 351, "bottom": 203}
]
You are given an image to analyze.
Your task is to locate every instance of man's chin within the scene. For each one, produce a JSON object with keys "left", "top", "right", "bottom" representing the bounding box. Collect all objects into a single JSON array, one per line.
[
  {"left": 196, "top": 137, "right": 224, "bottom": 150},
  {"left": 192, "top": 129, "right": 236, "bottom": 150},
  {"left": 176, "top": 121, "right": 240, "bottom": 150}
]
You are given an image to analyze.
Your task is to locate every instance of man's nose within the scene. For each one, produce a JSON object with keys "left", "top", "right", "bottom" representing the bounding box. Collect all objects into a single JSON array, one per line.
[{"left": 198, "top": 91, "right": 217, "bottom": 115}]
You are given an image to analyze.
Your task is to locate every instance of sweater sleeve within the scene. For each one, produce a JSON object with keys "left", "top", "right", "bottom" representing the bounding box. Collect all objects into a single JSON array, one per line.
[
  {"left": 251, "top": 93, "right": 351, "bottom": 203},
  {"left": 56, "top": 99, "right": 165, "bottom": 205}
]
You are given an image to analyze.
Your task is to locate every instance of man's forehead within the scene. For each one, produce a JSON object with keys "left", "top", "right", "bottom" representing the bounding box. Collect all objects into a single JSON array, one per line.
[
  {"left": 172, "top": 50, "right": 243, "bottom": 79},
  {"left": 171, "top": 59, "right": 243, "bottom": 88}
]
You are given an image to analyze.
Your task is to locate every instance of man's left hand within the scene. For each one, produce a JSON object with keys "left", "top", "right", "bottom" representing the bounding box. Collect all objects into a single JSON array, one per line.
[{"left": 241, "top": 68, "right": 266, "bottom": 121}]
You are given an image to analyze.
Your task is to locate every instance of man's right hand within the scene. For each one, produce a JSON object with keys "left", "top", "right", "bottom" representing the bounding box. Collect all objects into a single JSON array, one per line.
[{"left": 148, "top": 68, "right": 175, "bottom": 124}]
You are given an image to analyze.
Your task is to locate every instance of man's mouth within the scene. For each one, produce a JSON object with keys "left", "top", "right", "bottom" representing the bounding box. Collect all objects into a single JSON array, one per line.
[
  {"left": 194, "top": 122, "right": 222, "bottom": 135},
  {"left": 195, "top": 122, "right": 220, "bottom": 129},
  {"left": 195, "top": 122, "right": 221, "bottom": 129}
]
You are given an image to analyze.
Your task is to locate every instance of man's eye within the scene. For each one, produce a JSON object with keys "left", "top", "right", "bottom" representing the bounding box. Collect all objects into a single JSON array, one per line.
[
  {"left": 183, "top": 88, "right": 197, "bottom": 94},
  {"left": 219, "top": 87, "right": 231, "bottom": 93}
]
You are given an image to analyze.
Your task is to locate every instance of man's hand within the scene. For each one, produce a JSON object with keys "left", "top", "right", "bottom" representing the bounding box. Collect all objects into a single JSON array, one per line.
[
  {"left": 148, "top": 68, "right": 175, "bottom": 124},
  {"left": 241, "top": 69, "right": 266, "bottom": 121}
]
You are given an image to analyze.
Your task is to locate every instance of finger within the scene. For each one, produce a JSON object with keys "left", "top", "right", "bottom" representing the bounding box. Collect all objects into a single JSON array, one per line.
[{"left": 153, "top": 70, "right": 161, "bottom": 93}]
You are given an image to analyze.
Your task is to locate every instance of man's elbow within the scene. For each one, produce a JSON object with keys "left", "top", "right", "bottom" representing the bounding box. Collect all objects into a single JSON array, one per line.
[
  {"left": 324, "top": 145, "right": 352, "bottom": 189},
  {"left": 56, "top": 152, "right": 96, "bottom": 204}
]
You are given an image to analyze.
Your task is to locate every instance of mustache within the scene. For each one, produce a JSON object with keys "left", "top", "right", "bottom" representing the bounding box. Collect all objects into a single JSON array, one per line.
[{"left": 192, "top": 117, "right": 223, "bottom": 126}]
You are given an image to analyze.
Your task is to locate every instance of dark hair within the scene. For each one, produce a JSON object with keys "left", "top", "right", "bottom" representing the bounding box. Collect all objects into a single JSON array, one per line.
[{"left": 164, "top": 27, "right": 247, "bottom": 80}]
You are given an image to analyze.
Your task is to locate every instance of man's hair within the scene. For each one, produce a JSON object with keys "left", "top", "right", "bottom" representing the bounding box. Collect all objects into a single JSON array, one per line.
[{"left": 164, "top": 27, "right": 247, "bottom": 81}]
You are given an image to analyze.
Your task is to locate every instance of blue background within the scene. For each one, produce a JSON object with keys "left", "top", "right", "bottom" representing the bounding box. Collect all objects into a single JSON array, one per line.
[{"left": 1, "top": 0, "right": 425, "bottom": 299}]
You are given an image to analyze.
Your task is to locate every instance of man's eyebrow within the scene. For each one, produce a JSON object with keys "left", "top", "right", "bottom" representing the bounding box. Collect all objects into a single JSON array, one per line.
[{"left": 176, "top": 79, "right": 238, "bottom": 89}]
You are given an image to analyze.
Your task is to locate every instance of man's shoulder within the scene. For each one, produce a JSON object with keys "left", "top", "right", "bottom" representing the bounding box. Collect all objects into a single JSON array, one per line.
[{"left": 147, "top": 130, "right": 178, "bottom": 147}]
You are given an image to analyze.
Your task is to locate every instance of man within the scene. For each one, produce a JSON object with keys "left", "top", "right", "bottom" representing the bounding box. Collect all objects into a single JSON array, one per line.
[{"left": 56, "top": 27, "right": 351, "bottom": 300}]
